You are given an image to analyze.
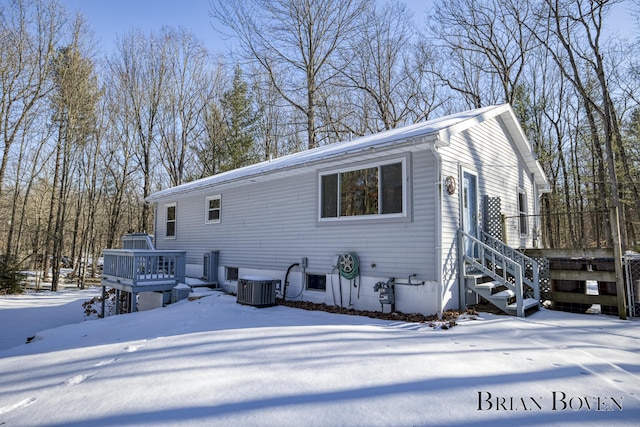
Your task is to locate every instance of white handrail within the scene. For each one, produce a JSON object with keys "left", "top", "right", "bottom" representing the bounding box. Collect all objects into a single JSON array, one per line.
[
  {"left": 481, "top": 231, "right": 540, "bottom": 302},
  {"left": 459, "top": 230, "right": 526, "bottom": 317}
]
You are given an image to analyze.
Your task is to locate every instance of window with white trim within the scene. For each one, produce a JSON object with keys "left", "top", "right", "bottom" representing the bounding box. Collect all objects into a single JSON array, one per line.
[
  {"left": 517, "top": 190, "right": 528, "bottom": 235},
  {"left": 206, "top": 195, "right": 221, "bottom": 224},
  {"left": 320, "top": 159, "right": 405, "bottom": 220},
  {"left": 165, "top": 203, "right": 176, "bottom": 238}
]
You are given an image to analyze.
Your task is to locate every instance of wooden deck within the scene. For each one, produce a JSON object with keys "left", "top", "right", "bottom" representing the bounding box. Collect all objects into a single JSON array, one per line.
[{"left": 101, "top": 249, "right": 187, "bottom": 315}]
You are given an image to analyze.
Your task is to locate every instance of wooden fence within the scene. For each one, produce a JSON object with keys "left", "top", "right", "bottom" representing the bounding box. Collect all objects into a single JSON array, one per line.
[{"left": 523, "top": 248, "right": 627, "bottom": 319}]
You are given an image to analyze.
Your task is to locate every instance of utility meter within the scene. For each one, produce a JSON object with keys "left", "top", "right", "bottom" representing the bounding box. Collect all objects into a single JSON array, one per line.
[
  {"left": 374, "top": 280, "right": 395, "bottom": 305},
  {"left": 378, "top": 284, "right": 395, "bottom": 305}
]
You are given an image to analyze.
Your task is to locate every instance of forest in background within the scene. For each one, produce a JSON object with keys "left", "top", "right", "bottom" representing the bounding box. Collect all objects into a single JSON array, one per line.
[{"left": 1, "top": 0, "right": 639, "bottom": 291}]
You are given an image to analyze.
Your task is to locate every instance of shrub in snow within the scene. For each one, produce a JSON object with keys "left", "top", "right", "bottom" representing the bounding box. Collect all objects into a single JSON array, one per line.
[
  {"left": 0, "top": 256, "right": 26, "bottom": 295},
  {"left": 82, "top": 288, "right": 132, "bottom": 319}
]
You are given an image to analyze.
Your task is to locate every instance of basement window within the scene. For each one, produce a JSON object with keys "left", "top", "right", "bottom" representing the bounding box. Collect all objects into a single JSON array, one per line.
[
  {"left": 226, "top": 267, "right": 238, "bottom": 281},
  {"left": 165, "top": 203, "right": 176, "bottom": 238},
  {"left": 306, "top": 274, "right": 326, "bottom": 291},
  {"left": 319, "top": 158, "right": 406, "bottom": 221}
]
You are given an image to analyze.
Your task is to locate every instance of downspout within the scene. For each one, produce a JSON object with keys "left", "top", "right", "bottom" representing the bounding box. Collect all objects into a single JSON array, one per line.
[
  {"left": 430, "top": 141, "right": 444, "bottom": 318},
  {"left": 532, "top": 174, "right": 539, "bottom": 249},
  {"left": 152, "top": 202, "right": 158, "bottom": 249}
]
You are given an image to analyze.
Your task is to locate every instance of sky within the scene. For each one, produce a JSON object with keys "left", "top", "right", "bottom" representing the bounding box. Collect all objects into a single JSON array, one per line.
[
  {"left": 0, "top": 287, "right": 639, "bottom": 426},
  {"left": 60, "top": 0, "right": 222, "bottom": 54},
  {"left": 58, "top": 0, "right": 639, "bottom": 59}
]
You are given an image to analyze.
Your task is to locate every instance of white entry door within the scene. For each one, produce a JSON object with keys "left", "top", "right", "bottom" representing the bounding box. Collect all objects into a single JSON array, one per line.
[{"left": 462, "top": 170, "right": 478, "bottom": 256}]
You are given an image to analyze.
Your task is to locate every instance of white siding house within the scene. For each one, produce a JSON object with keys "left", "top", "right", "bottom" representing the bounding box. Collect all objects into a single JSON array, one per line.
[{"left": 144, "top": 104, "right": 550, "bottom": 316}]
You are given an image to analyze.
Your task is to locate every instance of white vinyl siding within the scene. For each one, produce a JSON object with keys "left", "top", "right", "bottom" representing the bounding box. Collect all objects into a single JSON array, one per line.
[
  {"left": 145, "top": 104, "right": 546, "bottom": 315},
  {"left": 154, "top": 150, "right": 436, "bottom": 281},
  {"left": 438, "top": 117, "right": 538, "bottom": 309}
]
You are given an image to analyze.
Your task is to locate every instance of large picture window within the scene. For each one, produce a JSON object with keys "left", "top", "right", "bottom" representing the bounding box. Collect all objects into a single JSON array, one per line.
[
  {"left": 320, "top": 160, "right": 405, "bottom": 220},
  {"left": 165, "top": 203, "right": 176, "bottom": 238}
]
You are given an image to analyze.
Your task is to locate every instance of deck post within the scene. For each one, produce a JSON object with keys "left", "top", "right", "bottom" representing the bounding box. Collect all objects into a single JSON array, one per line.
[
  {"left": 101, "top": 284, "right": 106, "bottom": 318},
  {"left": 458, "top": 230, "right": 467, "bottom": 310},
  {"left": 533, "top": 263, "right": 540, "bottom": 302},
  {"left": 515, "top": 267, "right": 524, "bottom": 318},
  {"left": 130, "top": 292, "right": 137, "bottom": 313},
  {"left": 610, "top": 207, "right": 627, "bottom": 320},
  {"left": 115, "top": 289, "right": 121, "bottom": 315}
]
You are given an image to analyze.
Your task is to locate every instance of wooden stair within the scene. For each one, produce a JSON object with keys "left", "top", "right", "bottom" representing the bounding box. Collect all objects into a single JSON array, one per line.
[
  {"left": 465, "top": 273, "right": 540, "bottom": 316},
  {"left": 459, "top": 230, "right": 541, "bottom": 318}
]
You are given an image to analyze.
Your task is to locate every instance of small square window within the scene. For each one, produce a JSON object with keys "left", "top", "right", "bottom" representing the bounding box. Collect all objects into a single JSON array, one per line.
[
  {"left": 206, "top": 195, "right": 221, "bottom": 224},
  {"left": 306, "top": 274, "right": 326, "bottom": 291}
]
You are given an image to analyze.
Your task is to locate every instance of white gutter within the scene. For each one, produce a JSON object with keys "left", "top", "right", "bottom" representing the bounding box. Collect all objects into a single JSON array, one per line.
[{"left": 145, "top": 135, "right": 436, "bottom": 203}]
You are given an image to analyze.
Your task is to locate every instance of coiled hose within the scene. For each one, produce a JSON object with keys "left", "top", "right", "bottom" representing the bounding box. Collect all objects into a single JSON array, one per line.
[{"left": 338, "top": 252, "right": 359, "bottom": 280}]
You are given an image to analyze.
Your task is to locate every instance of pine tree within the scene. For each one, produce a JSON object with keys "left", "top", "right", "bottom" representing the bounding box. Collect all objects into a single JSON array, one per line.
[{"left": 220, "top": 67, "right": 260, "bottom": 172}]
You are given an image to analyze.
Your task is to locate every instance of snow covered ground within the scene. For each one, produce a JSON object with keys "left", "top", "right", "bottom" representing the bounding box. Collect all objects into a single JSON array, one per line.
[{"left": 0, "top": 288, "right": 639, "bottom": 426}]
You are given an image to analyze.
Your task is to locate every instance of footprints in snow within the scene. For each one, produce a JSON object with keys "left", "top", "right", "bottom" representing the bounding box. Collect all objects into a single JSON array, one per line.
[
  {"left": 0, "top": 397, "right": 36, "bottom": 415},
  {"left": 122, "top": 339, "right": 147, "bottom": 353},
  {"left": 94, "top": 357, "right": 119, "bottom": 367},
  {"left": 448, "top": 338, "right": 627, "bottom": 386},
  {"left": 61, "top": 341, "right": 144, "bottom": 387},
  {"left": 64, "top": 372, "right": 95, "bottom": 386},
  {"left": 1, "top": 342, "right": 145, "bottom": 419}
]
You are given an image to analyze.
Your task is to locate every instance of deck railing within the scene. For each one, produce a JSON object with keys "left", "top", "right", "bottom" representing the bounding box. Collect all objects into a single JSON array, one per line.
[
  {"left": 121, "top": 233, "right": 155, "bottom": 250},
  {"left": 459, "top": 230, "right": 536, "bottom": 317},
  {"left": 102, "top": 249, "right": 186, "bottom": 286}
]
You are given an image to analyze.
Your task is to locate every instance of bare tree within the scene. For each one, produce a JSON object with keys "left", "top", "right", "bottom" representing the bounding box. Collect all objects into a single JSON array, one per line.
[
  {"left": 157, "top": 27, "right": 209, "bottom": 187},
  {"left": 429, "top": 0, "right": 539, "bottom": 108},
  {"left": 523, "top": 0, "right": 632, "bottom": 248},
  {"left": 73, "top": 87, "right": 109, "bottom": 285},
  {"left": 5, "top": 112, "right": 53, "bottom": 261},
  {"left": 338, "top": 0, "right": 419, "bottom": 133},
  {"left": 100, "top": 73, "right": 141, "bottom": 248},
  {"left": 0, "top": 0, "right": 65, "bottom": 198},
  {"left": 211, "top": 0, "right": 369, "bottom": 149},
  {"left": 46, "top": 16, "right": 100, "bottom": 290},
  {"left": 251, "top": 68, "right": 292, "bottom": 159},
  {"left": 109, "top": 29, "right": 168, "bottom": 232},
  {"left": 0, "top": 0, "right": 65, "bottom": 282}
]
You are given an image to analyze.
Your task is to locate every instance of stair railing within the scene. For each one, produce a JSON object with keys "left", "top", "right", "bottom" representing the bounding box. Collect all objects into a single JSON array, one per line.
[{"left": 458, "top": 229, "right": 526, "bottom": 317}]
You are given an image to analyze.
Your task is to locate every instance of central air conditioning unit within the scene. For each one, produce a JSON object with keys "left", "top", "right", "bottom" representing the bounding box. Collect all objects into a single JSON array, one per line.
[
  {"left": 203, "top": 251, "right": 219, "bottom": 284},
  {"left": 237, "top": 276, "right": 279, "bottom": 307}
]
